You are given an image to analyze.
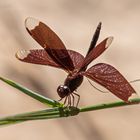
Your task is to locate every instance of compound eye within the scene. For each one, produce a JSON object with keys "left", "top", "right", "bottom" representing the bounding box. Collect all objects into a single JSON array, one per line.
[
  {"left": 57, "top": 85, "right": 70, "bottom": 98},
  {"left": 63, "top": 86, "right": 70, "bottom": 93}
]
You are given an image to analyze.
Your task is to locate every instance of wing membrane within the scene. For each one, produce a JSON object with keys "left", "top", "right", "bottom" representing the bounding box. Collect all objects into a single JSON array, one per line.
[
  {"left": 25, "top": 17, "right": 74, "bottom": 71},
  {"left": 16, "top": 49, "right": 84, "bottom": 71},
  {"left": 79, "top": 37, "right": 113, "bottom": 71},
  {"left": 82, "top": 63, "right": 135, "bottom": 102}
]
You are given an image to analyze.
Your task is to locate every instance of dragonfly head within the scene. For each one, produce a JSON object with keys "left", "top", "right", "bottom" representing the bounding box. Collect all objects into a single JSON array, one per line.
[{"left": 57, "top": 85, "right": 71, "bottom": 98}]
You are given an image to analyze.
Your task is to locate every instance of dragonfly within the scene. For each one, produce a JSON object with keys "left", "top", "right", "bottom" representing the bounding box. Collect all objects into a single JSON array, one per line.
[{"left": 16, "top": 17, "right": 136, "bottom": 106}]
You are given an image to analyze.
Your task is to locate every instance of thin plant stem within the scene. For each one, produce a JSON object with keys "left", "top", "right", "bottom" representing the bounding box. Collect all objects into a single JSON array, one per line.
[
  {"left": 0, "top": 76, "right": 140, "bottom": 126},
  {"left": 0, "top": 98, "right": 140, "bottom": 126},
  {"left": 0, "top": 77, "right": 62, "bottom": 107},
  {"left": 80, "top": 98, "right": 140, "bottom": 112}
]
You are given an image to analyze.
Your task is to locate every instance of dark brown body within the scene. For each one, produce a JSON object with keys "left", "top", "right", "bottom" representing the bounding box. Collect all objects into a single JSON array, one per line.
[
  {"left": 56, "top": 72, "right": 83, "bottom": 105},
  {"left": 64, "top": 73, "right": 84, "bottom": 93},
  {"left": 56, "top": 72, "right": 83, "bottom": 100}
]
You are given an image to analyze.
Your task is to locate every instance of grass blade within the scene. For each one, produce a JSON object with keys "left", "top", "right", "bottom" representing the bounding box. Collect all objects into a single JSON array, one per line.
[
  {"left": 80, "top": 98, "right": 140, "bottom": 112},
  {"left": 0, "top": 108, "right": 60, "bottom": 126},
  {"left": 0, "top": 107, "right": 80, "bottom": 126},
  {"left": 0, "top": 76, "right": 62, "bottom": 107}
]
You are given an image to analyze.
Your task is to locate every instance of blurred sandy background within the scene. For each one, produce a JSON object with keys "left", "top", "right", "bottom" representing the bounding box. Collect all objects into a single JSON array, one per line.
[{"left": 0, "top": 0, "right": 140, "bottom": 140}]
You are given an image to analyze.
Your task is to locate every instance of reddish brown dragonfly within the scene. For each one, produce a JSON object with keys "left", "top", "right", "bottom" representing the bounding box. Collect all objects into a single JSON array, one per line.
[{"left": 16, "top": 17, "right": 135, "bottom": 106}]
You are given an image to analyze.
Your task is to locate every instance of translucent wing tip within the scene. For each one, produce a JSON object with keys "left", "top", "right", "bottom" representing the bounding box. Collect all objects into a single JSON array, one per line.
[
  {"left": 105, "top": 36, "right": 114, "bottom": 48},
  {"left": 16, "top": 50, "right": 30, "bottom": 60},
  {"left": 25, "top": 17, "right": 39, "bottom": 30}
]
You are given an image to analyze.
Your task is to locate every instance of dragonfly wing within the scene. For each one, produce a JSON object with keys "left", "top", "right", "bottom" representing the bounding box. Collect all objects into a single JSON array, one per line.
[
  {"left": 25, "top": 17, "right": 74, "bottom": 71},
  {"left": 79, "top": 37, "right": 113, "bottom": 71},
  {"left": 82, "top": 63, "right": 136, "bottom": 102},
  {"left": 16, "top": 49, "right": 84, "bottom": 71}
]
